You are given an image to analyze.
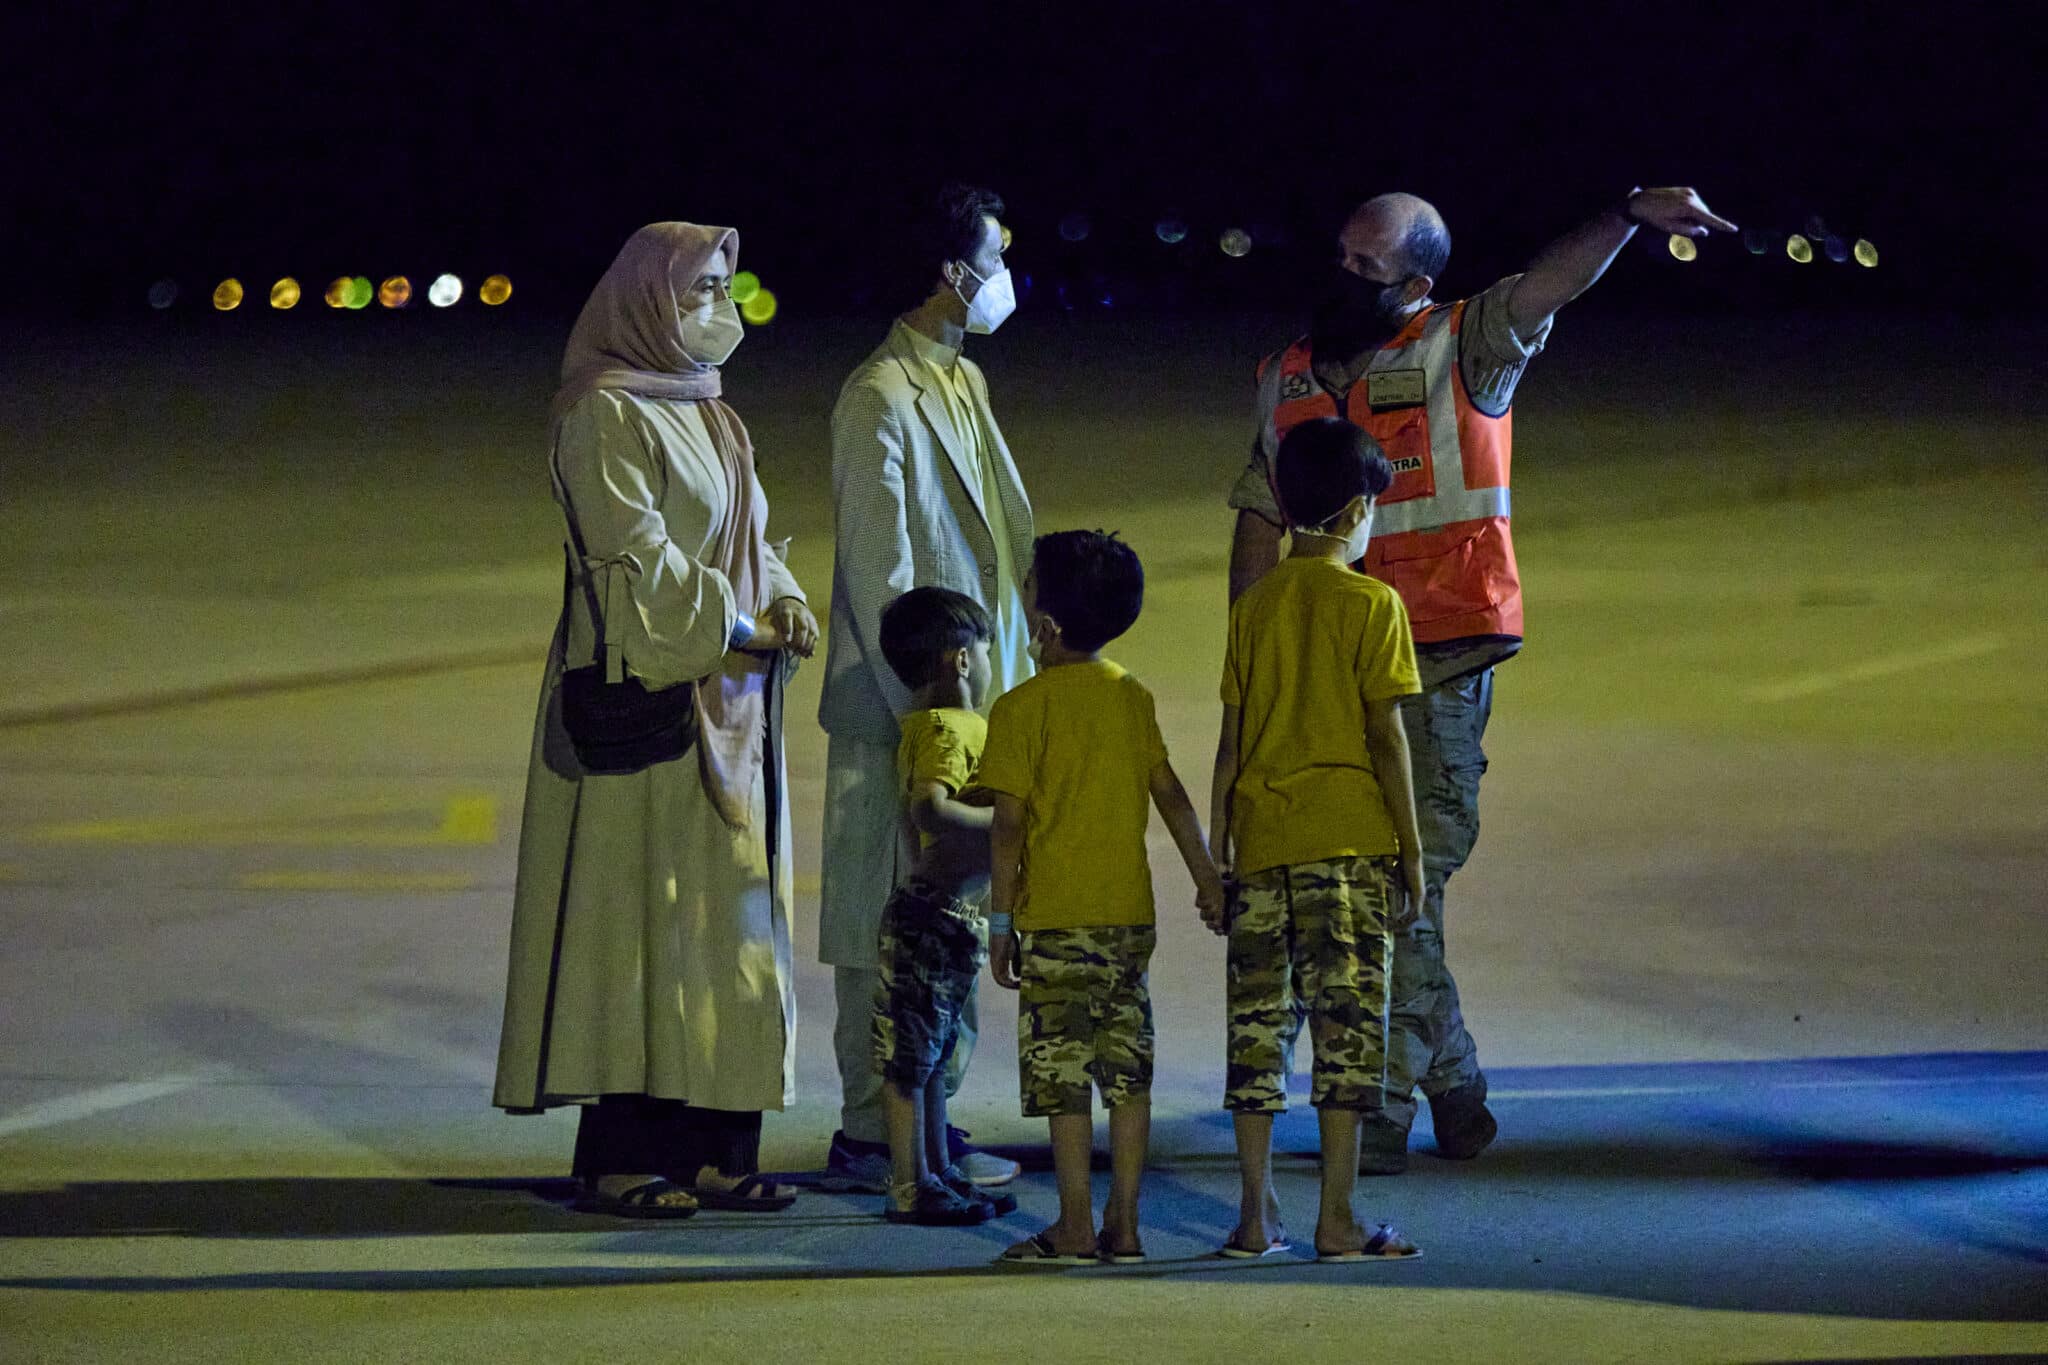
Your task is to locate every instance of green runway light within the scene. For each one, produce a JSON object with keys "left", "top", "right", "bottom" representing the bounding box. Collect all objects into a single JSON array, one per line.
[
  {"left": 1786, "top": 234, "right": 1815, "bottom": 264},
  {"left": 740, "top": 287, "right": 778, "bottom": 325},
  {"left": 344, "top": 276, "right": 374, "bottom": 309},
  {"left": 730, "top": 270, "right": 761, "bottom": 304},
  {"left": 1667, "top": 234, "right": 1698, "bottom": 262}
]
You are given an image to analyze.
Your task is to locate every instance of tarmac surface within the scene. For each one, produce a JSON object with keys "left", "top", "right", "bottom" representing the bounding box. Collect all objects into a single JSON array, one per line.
[{"left": 0, "top": 308, "right": 2043, "bottom": 1363}]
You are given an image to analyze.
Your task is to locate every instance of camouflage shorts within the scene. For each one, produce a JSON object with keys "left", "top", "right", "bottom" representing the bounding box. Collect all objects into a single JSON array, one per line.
[
  {"left": 1016, "top": 925, "right": 1157, "bottom": 1116},
  {"left": 1225, "top": 856, "right": 1394, "bottom": 1113},
  {"left": 871, "top": 881, "right": 988, "bottom": 1089}
]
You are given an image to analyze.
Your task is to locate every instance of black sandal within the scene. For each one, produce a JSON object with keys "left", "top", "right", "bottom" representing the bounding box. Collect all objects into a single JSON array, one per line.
[
  {"left": 686, "top": 1172, "right": 797, "bottom": 1212},
  {"left": 575, "top": 1177, "right": 699, "bottom": 1219}
]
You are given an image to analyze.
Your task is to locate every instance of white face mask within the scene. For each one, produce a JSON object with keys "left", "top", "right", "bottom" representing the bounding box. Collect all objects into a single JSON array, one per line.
[
  {"left": 1294, "top": 500, "right": 1374, "bottom": 564},
  {"left": 681, "top": 296, "right": 744, "bottom": 365},
  {"left": 957, "top": 262, "right": 1016, "bottom": 335}
]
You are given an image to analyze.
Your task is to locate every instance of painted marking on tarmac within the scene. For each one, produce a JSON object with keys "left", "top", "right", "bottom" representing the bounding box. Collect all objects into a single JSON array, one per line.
[
  {"left": 1747, "top": 633, "right": 2008, "bottom": 702},
  {"left": 1491, "top": 1070, "right": 2048, "bottom": 1101},
  {"left": 0, "top": 862, "right": 19, "bottom": 882},
  {"left": 31, "top": 795, "right": 498, "bottom": 848},
  {"left": 0, "top": 1074, "right": 207, "bottom": 1137},
  {"left": 238, "top": 870, "right": 478, "bottom": 892}
]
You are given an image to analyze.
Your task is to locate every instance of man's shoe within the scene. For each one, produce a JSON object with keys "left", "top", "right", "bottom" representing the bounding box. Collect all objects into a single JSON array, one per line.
[
  {"left": 1360, "top": 1113, "right": 1410, "bottom": 1176},
  {"left": 884, "top": 1181, "right": 990, "bottom": 1227},
  {"left": 946, "top": 1125, "right": 1021, "bottom": 1187},
  {"left": 820, "top": 1129, "right": 893, "bottom": 1194},
  {"left": 1427, "top": 1082, "right": 1498, "bottom": 1160},
  {"left": 941, "top": 1164, "right": 1018, "bottom": 1217}
]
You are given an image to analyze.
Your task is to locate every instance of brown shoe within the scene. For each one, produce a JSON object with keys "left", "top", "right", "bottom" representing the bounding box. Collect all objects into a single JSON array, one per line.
[
  {"left": 1359, "top": 1112, "right": 1409, "bottom": 1176},
  {"left": 1427, "top": 1082, "right": 1498, "bottom": 1160}
]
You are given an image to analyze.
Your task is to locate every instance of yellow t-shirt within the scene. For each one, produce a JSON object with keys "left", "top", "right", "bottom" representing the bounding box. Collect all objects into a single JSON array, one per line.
[
  {"left": 1221, "top": 556, "right": 1421, "bottom": 875},
  {"left": 976, "top": 659, "right": 1168, "bottom": 931},
  {"left": 896, "top": 708, "right": 988, "bottom": 851}
]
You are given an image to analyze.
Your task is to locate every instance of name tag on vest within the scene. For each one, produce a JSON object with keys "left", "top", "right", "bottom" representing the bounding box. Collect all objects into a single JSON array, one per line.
[{"left": 1368, "top": 368, "right": 1426, "bottom": 411}]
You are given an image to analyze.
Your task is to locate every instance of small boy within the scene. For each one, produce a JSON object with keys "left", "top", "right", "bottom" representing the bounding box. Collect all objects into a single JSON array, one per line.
[
  {"left": 871, "top": 587, "right": 1020, "bottom": 1226},
  {"left": 978, "top": 530, "right": 1225, "bottom": 1264},
  {"left": 1208, "top": 416, "right": 1426, "bottom": 1262}
]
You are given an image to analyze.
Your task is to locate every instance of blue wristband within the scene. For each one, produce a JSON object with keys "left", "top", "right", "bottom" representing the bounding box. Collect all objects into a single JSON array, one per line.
[
  {"left": 988, "top": 913, "right": 1014, "bottom": 937},
  {"left": 728, "top": 613, "right": 756, "bottom": 650}
]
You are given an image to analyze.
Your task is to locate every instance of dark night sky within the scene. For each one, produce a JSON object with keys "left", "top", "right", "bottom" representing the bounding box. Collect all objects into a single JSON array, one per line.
[{"left": 7, "top": 1, "right": 2039, "bottom": 321}]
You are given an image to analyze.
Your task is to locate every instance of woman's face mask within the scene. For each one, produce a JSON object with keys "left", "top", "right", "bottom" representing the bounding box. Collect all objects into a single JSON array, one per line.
[
  {"left": 956, "top": 261, "right": 1016, "bottom": 335},
  {"left": 681, "top": 296, "right": 745, "bottom": 366}
]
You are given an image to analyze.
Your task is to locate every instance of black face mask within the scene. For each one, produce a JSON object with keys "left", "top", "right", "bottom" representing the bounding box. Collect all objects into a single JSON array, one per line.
[{"left": 1311, "top": 266, "right": 1411, "bottom": 355}]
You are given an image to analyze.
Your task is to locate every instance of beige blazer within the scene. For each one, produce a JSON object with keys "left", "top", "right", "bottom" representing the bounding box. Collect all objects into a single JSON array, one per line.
[{"left": 818, "top": 322, "right": 1035, "bottom": 743}]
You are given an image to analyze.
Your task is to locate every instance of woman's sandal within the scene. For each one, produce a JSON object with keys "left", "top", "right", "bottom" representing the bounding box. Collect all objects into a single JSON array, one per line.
[
  {"left": 998, "top": 1232, "right": 1100, "bottom": 1266},
  {"left": 576, "top": 1177, "right": 700, "bottom": 1220},
  {"left": 1315, "top": 1221, "right": 1422, "bottom": 1262},
  {"left": 685, "top": 1171, "right": 797, "bottom": 1212}
]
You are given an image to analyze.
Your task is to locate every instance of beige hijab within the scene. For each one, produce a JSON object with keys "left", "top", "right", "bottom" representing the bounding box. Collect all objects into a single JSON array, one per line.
[{"left": 554, "top": 223, "right": 773, "bottom": 831}]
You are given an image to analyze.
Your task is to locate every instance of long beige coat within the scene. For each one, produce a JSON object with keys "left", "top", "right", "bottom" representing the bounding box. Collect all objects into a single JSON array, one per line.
[{"left": 493, "top": 390, "right": 803, "bottom": 1114}]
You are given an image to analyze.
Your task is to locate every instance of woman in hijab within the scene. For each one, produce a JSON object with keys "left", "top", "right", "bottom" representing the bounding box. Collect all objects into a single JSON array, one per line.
[{"left": 493, "top": 223, "right": 819, "bottom": 1216}]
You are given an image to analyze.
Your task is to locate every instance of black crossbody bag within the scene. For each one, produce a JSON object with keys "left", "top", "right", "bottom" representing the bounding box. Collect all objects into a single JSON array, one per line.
[{"left": 555, "top": 509, "right": 697, "bottom": 776}]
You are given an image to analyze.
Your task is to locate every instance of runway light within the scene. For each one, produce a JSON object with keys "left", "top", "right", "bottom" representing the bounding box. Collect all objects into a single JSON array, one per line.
[
  {"left": 1154, "top": 218, "right": 1188, "bottom": 245},
  {"left": 739, "top": 287, "right": 778, "bottom": 325},
  {"left": 1786, "top": 234, "right": 1815, "bottom": 264},
  {"left": 1822, "top": 235, "right": 1850, "bottom": 264},
  {"left": 1667, "top": 234, "right": 1698, "bottom": 262},
  {"left": 378, "top": 275, "right": 413, "bottom": 308},
  {"left": 730, "top": 270, "right": 761, "bottom": 304},
  {"left": 212, "top": 278, "right": 244, "bottom": 311},
  {"left": 148, "top": 279, "right": 179, "bottom": 309},
  {"left": 344, "top": 276, "right": 374, "bottom": 309},
  {"left": 999, "top": 224, "right": 1013, "bottom": 252},
  {"left": 1743, "top": 228, "right": 1770, "bottom": 256},
  {"left": 269, "top": 277, "right": 301, "bottom": 309},
  {"left": 1853, "top": 238, "right": 1879, "bottom": 268},
  {"left": 479, "top": 274, "right": 513, "bottom": 305},
  {"left": 324, "top": 277, "right": 350, "bottom": 308},
  {"left": 1219, "top": 228, "right": 1252, "bottom": 258},
  {"left": 428, "top": 273, "right": 462, "bottom": 307}
]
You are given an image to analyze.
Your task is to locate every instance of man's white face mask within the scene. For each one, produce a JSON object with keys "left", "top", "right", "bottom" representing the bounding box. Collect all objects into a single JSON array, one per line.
[
  {"left": 957, "top": 261, "right": 1016, "bottom": 335},
  {"left": 681, "top": 296, "right": 745, "bottom": 365}
]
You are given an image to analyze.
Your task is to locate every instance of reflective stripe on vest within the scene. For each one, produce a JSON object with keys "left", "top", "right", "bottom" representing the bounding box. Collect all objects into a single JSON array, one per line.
[{"left": 1255, "top": 300, "right": 1522, "bottom": 642}]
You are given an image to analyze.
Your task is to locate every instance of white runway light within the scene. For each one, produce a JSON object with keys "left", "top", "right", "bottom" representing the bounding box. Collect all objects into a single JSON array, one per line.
[{"left": 428, "top": 273, "right": 462, "bottom": 307}]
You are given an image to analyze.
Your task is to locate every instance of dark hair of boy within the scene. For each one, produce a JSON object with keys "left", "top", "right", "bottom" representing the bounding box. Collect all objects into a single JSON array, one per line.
[
  {"left": 1031, "top": 530, "right": 1145, "bottom": 653},
  {"left": 880, "top": 586, "right": 993, "bottom": 691},
  {"left": 906, "top": 182, "right": 1006, "bottom": 304},
  {"left": 1274, "top": 417, "right": 1395, "bottom": 529}
]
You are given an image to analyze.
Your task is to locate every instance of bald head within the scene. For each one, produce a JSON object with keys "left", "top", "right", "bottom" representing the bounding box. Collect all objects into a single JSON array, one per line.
[{"left": 1340, "top": 192, "right": 1451, "bottom": 285}]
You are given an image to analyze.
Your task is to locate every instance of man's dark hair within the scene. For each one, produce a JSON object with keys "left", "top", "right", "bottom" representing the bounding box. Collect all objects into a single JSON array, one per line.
[
  {"left": 1275, "top": 418, "right": 1394, "bottom": 529},
  {"left": 1030, "top": 530, "right": 1144, "bottom": 653},
  {"left": 880, "top": 586, "right": 992, "bottom": 691},
  {"left": 907, "top": 182, "right": 1005, "bottom": 303},
  {"left": 1400, "top": 214, "right": 1451, "bottom": 281}
]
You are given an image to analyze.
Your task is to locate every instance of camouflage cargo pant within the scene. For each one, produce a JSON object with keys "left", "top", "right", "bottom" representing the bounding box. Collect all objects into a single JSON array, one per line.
[
  {"left": 1225, "top": 856, "right": 1395, "bottom": 1113},
  {"left": 871, "top": 881, "right": 988, "bottom": 1090},
  {"left": 1386, "top": 668, "right": 1492, "bottom": 1131},
  {"left": 1016, "top": 925, "right": 1156, "bottom": 1116}
]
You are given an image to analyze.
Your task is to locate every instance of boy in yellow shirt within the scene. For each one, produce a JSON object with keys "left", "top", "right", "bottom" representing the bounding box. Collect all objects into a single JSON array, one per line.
[
  {"left": 871, "top": 588, "right": 1020, "bottom": 1226},
  {"left": 1209, "top": 417, "right": 1425, "bottom": 1262},
  {"left": 979, "top": 530, "right": 1225, "bottom": 1264}
]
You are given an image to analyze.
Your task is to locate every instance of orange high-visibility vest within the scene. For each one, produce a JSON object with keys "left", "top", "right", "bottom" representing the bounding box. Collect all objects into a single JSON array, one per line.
[{"left": 1256, "top": 300, "right": 1521, "bottom": 644}]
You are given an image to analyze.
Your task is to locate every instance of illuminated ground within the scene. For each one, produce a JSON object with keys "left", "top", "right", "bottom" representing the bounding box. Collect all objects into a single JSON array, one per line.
[{"left": 0, "top": 311, "right": 2042, "bottom": 1363}]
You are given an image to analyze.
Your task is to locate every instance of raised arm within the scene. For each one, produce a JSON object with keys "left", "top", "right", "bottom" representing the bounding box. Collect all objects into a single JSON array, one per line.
[
  {"left": 829, "top": 380, "right": 919, "bottom": 717},
  {"left": 1507, "top": 187, "right": 1738, "bottom": 333}
]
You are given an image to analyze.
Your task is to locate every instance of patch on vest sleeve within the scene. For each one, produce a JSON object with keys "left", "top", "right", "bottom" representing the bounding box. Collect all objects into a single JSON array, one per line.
[{"left": 1280, "top": 372, "right": 1314, "bottom": 401}]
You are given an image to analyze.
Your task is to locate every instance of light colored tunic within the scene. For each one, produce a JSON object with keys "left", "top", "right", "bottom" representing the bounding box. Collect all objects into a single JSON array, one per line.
[{"left": 494, "top": 390, "right": 804, "bottom": 1113}]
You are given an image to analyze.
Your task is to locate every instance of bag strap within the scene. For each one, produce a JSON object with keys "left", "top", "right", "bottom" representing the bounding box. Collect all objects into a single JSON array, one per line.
[{"left": 551, "top": 444, "right": 625, "bottom": 684}]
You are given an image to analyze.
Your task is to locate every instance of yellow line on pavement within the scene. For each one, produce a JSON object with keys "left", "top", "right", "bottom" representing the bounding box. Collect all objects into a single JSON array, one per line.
[
  {"left": 33, "top": 795, "right": 499, "bottom": 848},
  {"left": 237, "top": 871, "right": 478, "bottom": 892},
  {"left": 1747, "top": 633, "right": 2007, "bottom": 702}
]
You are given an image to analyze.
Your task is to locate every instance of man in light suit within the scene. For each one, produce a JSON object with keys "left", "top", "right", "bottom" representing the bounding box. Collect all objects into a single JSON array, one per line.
[{"left": 818, "top": 184, "right": 1035, "bottom": 1190}]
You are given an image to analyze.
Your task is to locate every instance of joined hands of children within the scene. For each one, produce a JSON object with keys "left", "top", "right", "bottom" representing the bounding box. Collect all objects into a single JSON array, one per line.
[{"left": 1198, "top": 868, "right": 1231, "bottom": 937}]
